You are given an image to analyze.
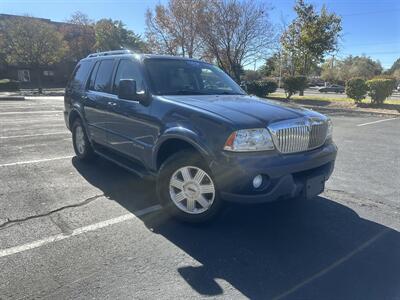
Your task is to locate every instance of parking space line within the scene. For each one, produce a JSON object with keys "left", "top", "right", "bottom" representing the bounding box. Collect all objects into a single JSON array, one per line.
[
  {"left": 0, "top": 132, "right": 69, "bottom": 139},
  {"left": 357, "top": 117, "right": 399, "bottom": 127},
  {"left": 0, "top": 156, "right": 73, "bottom": 167},
  {"left": 0, "top": 110, "right": 62, "bottom": 115},
  {"left": 0, "top": 205, "right": 162, "bottom": 259}
]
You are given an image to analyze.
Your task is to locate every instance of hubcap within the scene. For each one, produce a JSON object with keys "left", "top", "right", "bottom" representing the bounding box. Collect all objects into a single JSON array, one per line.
[
  {"left": 169, "top": 166, "right": 215, "bottom": 214},
  {"left": 75, "top": 126, "right": 86, "bottom": 155}
]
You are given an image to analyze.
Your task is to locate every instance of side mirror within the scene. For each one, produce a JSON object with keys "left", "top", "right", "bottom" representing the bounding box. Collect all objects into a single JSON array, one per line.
[
  {"left": 118, "top": 79, "right": 137, "bottom": 101},
  {"left": 118, "top": 79, "right": 152, "bottom": 106}
]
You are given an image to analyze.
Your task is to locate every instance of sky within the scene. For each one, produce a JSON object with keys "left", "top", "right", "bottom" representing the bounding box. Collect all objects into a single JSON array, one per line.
[{"left": 1, "top": 0, "right": 399, "bottom": 69}]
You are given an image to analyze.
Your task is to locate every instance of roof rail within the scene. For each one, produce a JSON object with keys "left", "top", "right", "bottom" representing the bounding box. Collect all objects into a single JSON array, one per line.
[{"left": 87, "top": 50, "right": 133, "bottom": 58}]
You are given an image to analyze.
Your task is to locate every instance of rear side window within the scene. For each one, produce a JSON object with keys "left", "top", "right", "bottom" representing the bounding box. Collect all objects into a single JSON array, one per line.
[
  {"left": 69, "top": 61, "right": 91, "bottom": 90},
  {"left": 113, "top": 59, "right": 144, "bottom": 94},
  {"left": 88, "top": 61, "right": 100, "bottom": 90},
  {"left": 93, "top": 60, "right": 115, "bottom": 93}
]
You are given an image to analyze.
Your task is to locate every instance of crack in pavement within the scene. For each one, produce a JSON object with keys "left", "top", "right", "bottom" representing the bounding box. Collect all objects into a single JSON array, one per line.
[
  {"left": 0, "top": 194, "right": 104, "bottom": 230},
  {"left": 324, "top": 188, "right": 400, "bottom": 212}
]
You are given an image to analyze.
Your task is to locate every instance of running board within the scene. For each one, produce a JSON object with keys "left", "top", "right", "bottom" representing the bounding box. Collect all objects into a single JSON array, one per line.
[{"left": 93, "top": 145, "right": 155, "bottom": 180}]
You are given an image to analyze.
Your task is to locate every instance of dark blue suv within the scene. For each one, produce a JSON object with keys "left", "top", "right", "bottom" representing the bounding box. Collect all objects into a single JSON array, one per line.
[{"left": 64, "top": 50, "right": 337, "bottom": 222}]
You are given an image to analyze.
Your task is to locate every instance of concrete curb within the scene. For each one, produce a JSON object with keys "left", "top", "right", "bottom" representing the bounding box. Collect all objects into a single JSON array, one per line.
[
  {"left": 299, "top": 104, "right": 400, "bottom": 117},
  {"left": 0, "top": 96, "right": 25, "bottom": 101}
]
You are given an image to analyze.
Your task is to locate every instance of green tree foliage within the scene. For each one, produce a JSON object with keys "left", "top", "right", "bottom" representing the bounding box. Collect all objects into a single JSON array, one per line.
[
  {"left": 61, "top": 12, "right": 96, "bottom": 62},
  {"left": 321, "top": 55, "right": 383, "bottom": 84},
  {"left": 95, "top": 19, "right": 146, "bottom": 52},
  {"left": 345, "top": 78, "right": 368, "bottom": 104},
  {"left": 0, "top": 16, "right": 67, "bottom": 92},
  {"left": 366, "top": 78, "right": 395, "bottom": 105},
  {"left": 246, "top": 80, "right": 278, "bottom": 98},
  {"left": 242, "top": 70, "right": 263, "bottom": 82},
  {"left": 281, "top": 0, "right": 342, "bottom": 76},
  {"left": 387, "top": 58, "right": 400, "bottom": 75},
  {"left": 283, "top": 76, "right": 308, "bottom": 99}
]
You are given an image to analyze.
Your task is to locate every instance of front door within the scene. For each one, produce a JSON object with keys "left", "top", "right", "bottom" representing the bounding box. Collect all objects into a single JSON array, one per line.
[{"left": 106, "top": 59, "right": 156, "bottom": 164}]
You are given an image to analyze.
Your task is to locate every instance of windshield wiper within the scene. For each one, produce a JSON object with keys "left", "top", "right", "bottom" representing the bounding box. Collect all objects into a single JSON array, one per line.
[
  {"left": 216, "top": 91, "right": 245, "bottom": 95},
  {"left": 167, "top": 90, "right": 208, "bottom": 95}
]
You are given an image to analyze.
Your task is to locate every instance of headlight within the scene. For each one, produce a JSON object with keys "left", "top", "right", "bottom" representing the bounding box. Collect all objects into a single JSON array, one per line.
[
  {"left": 327, "top": 119, "right": 333, "bottom": 138},
  {"left": 224, "top": 128, "right": 275, "bottom": 152}
]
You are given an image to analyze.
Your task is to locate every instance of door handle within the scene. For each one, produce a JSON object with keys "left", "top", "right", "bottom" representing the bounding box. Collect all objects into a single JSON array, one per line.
[{"left": 107, "top": 101, "right": 117, "bottom": 106}]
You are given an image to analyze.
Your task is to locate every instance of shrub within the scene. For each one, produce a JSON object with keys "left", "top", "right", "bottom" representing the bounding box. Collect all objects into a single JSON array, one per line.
[
  {"left": 0, "top": 79, "right": 20, "bottom": 91},
  {"left": 346, "top": 78, "right": 368, "bottom": 104},
  {"left": 283, "top": 76, "right": 308, "bottom": 99},
  {"left": 366, "top": 78, "right": 395, "bottom": 105},
  {"left": 246, "top": 80, "right": 278, "bottom": 98}
]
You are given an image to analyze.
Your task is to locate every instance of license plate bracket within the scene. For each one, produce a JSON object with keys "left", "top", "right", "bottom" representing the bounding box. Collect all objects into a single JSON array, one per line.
[{"left": 306, "top": 175, "right": 325, "bottom": 199}]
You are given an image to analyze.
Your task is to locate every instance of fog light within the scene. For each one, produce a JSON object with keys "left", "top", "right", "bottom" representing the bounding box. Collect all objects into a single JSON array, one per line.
[{"left": 253, "top": 175, "right": 263, "bottom": 189}]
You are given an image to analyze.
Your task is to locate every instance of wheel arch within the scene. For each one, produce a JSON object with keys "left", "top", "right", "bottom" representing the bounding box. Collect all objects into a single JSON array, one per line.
[{"left": 154, "top": 134, "right": 213, "bottom": 171}]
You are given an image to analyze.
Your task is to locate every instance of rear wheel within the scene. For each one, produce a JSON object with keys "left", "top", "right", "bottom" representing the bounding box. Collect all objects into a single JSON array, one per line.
[
  {"left": 72, "top": 119, "right": 95, "bottom": 161},
  {"left": 157, "top": 150, "right": 222, "bottom": 223}
]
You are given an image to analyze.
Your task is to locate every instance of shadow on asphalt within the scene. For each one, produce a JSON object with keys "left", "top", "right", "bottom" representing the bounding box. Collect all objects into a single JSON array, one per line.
[{"left": 72, "top": 157, "right": 400, "bottom": 300}]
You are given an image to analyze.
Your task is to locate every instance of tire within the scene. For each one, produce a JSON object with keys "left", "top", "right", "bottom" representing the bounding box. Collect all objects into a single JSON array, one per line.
[
  {"left": 72, "top": 119, "right": 95, "bottom": 161},
  {"left": 157, "top": 150, "right": 222, "bottom": 223}
]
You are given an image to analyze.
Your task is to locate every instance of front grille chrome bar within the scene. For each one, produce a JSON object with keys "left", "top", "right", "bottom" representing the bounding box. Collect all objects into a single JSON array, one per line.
[{"left": 268, "top": 117, "right": 328, "bottom": 154}]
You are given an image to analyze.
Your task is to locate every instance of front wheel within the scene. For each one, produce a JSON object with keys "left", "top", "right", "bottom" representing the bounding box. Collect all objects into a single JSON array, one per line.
[{"left": 157, "top": 151, "right": 222, "bottom": 223}]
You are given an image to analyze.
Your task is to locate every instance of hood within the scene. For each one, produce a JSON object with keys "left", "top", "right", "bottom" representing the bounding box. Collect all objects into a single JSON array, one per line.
[{"left": 161, "top": 94, "right": 324, "bottom": 127}]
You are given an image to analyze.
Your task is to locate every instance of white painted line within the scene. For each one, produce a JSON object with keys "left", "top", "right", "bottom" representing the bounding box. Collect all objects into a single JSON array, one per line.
[
  {"left": 0, "top": 132, "right": 69, "bottom": 139},
  {"left": 0, "top": 205, "right": 162, "bottom": 259},
  {"left": 0, "top": 156, "right": 73, "bottom": 167},
  {"left": 357, "top": 117, "right": 399, "bottom": 127},
  {"left": 0, "top": 110, "right": 62, "bottom": 115}
]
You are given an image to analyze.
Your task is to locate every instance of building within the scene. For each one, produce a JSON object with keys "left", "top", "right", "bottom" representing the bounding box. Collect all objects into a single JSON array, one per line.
[{"left": 0, "top": 14, "right": 78, "bottom": 88}]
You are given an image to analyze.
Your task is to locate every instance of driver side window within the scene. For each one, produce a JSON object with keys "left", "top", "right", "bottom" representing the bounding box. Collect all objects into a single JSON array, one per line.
[{"left": 113, "top": 59, "right": 144, "bottom": 95}]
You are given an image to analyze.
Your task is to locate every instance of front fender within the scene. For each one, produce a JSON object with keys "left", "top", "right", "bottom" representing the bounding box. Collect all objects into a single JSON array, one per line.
[{"left": 151, "top": 126, "right": 216, "bottom": 170}]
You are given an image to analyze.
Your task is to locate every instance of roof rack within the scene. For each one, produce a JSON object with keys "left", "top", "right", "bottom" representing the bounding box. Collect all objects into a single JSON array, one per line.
[{"left": 87, "top": 50, "right": 134, "bottom": 58}]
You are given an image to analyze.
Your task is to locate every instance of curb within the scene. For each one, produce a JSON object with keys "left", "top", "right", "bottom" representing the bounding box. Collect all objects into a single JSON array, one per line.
[
  {"left": 0, "top": 96, "right": 25, "bottom": 101},
  {"left": 299, "top": 104, "right": 400, "bottom": 117}
]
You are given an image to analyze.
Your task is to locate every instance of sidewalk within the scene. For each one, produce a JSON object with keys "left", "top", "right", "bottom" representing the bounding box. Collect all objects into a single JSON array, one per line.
[{"left": 0, "top": 88, "right": 65, "bottom": 100}]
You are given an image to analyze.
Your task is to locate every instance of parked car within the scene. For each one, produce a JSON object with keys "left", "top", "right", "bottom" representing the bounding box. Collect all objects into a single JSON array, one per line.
[
  {"left": 318, "top": 84, "right": 345, "bottom": 93},
  {"left": 64, "top": 50, "right": 337, "bottom": 222}
]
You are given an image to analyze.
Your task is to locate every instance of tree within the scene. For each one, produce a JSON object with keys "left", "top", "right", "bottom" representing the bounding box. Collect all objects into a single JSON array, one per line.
[
  {"left": 322, "top": 55, "right": 382, "bottom": 83},
  {"left": 1, "top": 16, "right": 67, "bottom": 93},
  {"left": 60, "top": 12, "right": 96, "bottom": 62},
  {"left": 281, "top": 0, "right": 342, "bottom": 76},
  {"left": 386, "top": 58, "right": 400, "bottom": 79},
  {"left": 200, "top": 0, "right": 275, "bottom": 82},
  {"left": 94, "top": 19, "right": 146, "bottom": 52},
  {"left": 145, "top": 0, "right": 206, "bottom": 57}
]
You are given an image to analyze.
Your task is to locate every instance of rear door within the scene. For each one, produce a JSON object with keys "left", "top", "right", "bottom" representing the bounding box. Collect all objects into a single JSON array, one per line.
[{"left": 84, "top": 59, "right": 116, "bottom": 145}]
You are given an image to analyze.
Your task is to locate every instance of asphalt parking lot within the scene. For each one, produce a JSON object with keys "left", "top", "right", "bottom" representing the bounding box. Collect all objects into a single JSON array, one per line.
[{"left": 0, "top": 97, "right": 399, "bottom": 299}]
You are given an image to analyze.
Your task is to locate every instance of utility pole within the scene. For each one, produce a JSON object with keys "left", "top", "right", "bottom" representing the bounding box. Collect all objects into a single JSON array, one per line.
[{"left": 278, "top": 50, "right": 283, "bottom": 88}]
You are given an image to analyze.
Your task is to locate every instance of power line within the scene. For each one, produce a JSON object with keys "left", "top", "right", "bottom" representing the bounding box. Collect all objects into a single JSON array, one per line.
[{"left": 340, "top": 9, "right": 400, "bottom": 16}]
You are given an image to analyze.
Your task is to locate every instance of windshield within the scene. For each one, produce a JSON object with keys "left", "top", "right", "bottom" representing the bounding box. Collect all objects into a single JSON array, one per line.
[{"left": 144, "top": 58, "right": 245, "bottom": 96}]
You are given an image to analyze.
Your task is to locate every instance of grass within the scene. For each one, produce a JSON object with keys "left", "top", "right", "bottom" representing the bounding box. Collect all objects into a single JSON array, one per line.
[{"left": 269, "top": 92, "right": 399, "bottom": 105}]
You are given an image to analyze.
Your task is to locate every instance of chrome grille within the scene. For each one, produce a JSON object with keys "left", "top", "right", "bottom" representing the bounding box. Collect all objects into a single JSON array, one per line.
[{"left": 268, "top": 118, "right": 328, "bottom": 154}]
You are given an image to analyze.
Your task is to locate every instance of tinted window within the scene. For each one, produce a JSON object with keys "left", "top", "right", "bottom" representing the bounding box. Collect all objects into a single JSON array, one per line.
[
  {"left": 93, "top": 60, "right": 115, "bottom": 93},
  {"left": 113, "top": 59, "right": 144, "bottom": 94},
  {"left": 70, "top": 61, "right": 91, "bottom": 90},
  {"left": 88, "top": 61, "right": 100, "bottom": 90}
]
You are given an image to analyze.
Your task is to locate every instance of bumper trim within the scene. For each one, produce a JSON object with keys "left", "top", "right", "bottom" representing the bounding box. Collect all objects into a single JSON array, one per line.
[{"left": 221, "top": 174, "right": 304, "bottom": 204}]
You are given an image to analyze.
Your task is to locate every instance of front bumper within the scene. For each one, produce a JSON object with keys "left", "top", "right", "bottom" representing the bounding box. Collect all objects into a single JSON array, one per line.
[{"left": 210, "top": 142, "right": 337, "bottom": 204}]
